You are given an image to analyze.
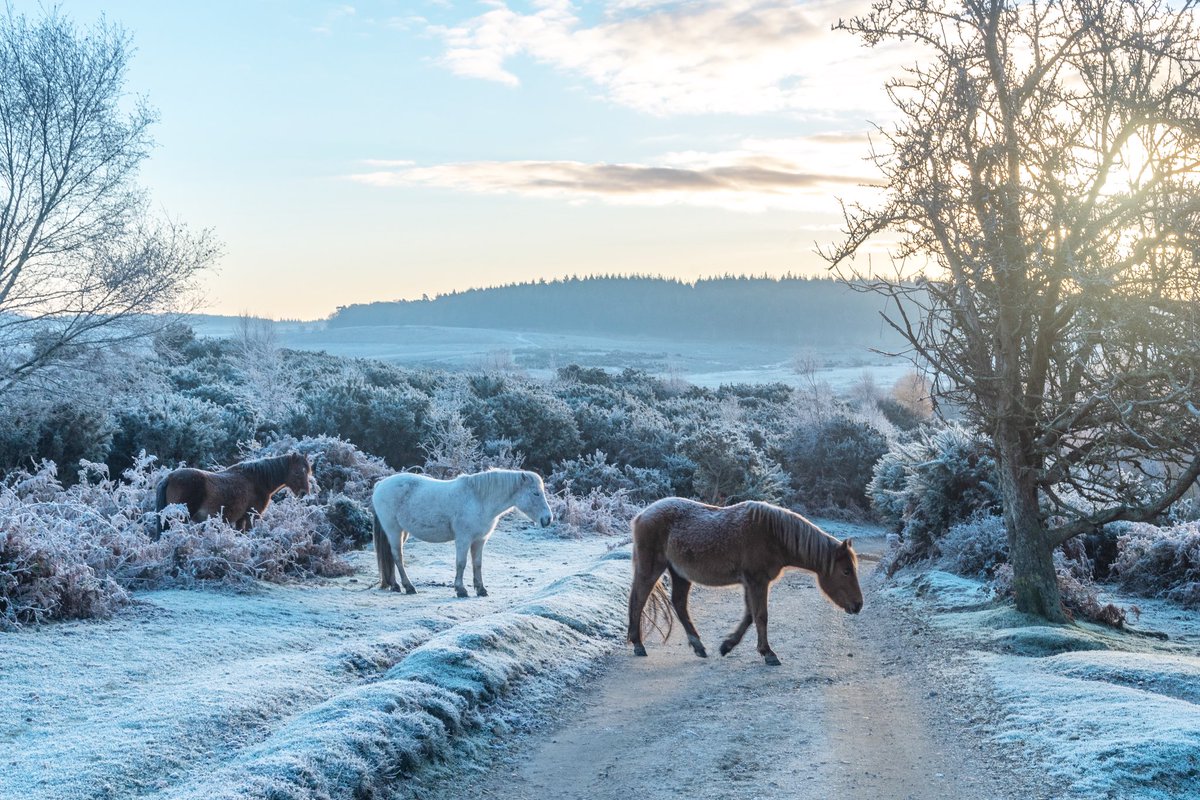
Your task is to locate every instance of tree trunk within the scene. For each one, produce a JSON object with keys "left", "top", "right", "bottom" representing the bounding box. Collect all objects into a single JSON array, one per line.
[{"left": 996, "top": 424, "right": 1066, "bottom": 622}]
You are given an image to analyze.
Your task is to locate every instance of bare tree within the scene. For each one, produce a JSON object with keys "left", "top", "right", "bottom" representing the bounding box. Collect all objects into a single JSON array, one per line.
[
  {"left": 0, "top": 10, "right": 218, "bottom": 395},
  {"left": 829, "top": 0, "right": 1200, "bottom": 620}
]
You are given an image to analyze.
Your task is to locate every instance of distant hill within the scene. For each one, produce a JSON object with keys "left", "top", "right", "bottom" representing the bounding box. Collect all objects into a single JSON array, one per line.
[{"left": 328, "top": 276, "right": 902, "bottom": 347}]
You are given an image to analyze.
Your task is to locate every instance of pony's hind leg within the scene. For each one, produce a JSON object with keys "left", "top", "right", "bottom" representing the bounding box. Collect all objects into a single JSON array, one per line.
[
  {"left": 469, "top": 537, "right": 488, "bottom": 596},
  {"left": 453, "top": 534, "right": 471, "bottom": 598},
  {"left": 628, "top": 553, "right": 669, "bottom": 656},
  {"left": 720, "top": 585, "right": 754, "bottom": 657},
  {"left": 392, "top": 531, "right": 417, "bottom": 594},
  {"left": 668, "top": 567, "right": 706, "bottom": 658}
]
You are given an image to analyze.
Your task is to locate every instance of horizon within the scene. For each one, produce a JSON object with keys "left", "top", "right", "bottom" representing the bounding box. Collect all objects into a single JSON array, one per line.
[{"left": 17, "top": 0, "right": 907, "bottom": 320}]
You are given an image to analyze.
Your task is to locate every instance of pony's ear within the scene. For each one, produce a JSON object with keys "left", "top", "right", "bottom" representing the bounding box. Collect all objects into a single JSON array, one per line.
[{"left": 840, "top": 538, "right": 853, "bottom": 552}]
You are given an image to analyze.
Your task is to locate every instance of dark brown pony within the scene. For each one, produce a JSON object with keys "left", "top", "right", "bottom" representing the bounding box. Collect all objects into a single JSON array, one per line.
[
  {"left": 628, "top": 497, "right": 863, "bottom": 666},
  {"left": 154, "top": 452, "right": 312, "bottom": 537}
]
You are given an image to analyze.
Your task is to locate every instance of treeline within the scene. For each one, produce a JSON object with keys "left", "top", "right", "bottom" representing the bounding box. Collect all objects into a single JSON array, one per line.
[{"left": 328, "top": 275, "right": 902, "bottom": 346}]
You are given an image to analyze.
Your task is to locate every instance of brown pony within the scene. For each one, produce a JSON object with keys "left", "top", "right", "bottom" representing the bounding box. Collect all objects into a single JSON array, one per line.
[
  {"left": 628, "top": 497, "right": 863, "bottom": 666},
  {"left": 154, "top": 452, "right": 312, "bottom": 537}
]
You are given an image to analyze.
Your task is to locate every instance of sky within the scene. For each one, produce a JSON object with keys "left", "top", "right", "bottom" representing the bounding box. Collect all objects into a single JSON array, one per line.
[{"left": 24, "top": 1, "right": 908, "bottom": 320}]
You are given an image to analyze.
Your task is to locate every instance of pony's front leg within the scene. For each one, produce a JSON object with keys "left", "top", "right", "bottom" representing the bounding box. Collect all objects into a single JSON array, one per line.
[
  {"left": 469, "top": 537, "right": 488, "bottom": 597},
  {"left": 747, "top": 579, "right": 780, "bottom": 666},
  {"left": 453, "top": 535, "right": 471, "bottom": 598}
]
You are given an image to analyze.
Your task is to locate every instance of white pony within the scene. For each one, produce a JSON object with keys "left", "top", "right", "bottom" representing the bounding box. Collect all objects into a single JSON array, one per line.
[{"left": 371, "top": 469, "right": 554, "bottom": 597}]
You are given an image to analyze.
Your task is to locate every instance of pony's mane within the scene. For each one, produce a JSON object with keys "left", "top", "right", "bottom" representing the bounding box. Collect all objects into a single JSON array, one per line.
[
  {"left": 746, "top": 502, "right": 843, "bottom": 575},
  {"left": 464, "top": 469, "right": 534, "bottom": 506},
  {"left": 233, "top": 453, "right": 293, "bottom": 487}
]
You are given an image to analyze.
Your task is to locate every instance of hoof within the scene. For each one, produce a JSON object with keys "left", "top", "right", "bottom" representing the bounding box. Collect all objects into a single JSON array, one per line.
[
  {"left": 688, "top": 637, "right": 708, "bottom": 658},
  {"left": 476, "top": 587, "right": 489, "bottom": 597},
  {"left": 763, "top": 653, "right": 782, "bottom": 667},
  {"left": 386, "top": 583, "right": 402, "bottom": 593},
  {"left": 632, "top": 643, "right": 647, "bottom": 657},
  {"left": 455, "top": 587, "right": 469, "bottom": 598},
  {"left": 404, "top": 585, "right": 417, "bottom": 595},
  {"left": 719, "top": 640, "right": 736, "bottom": 657}
]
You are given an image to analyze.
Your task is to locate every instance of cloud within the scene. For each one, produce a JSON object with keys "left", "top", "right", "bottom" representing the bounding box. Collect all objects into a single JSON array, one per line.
[
  {"left": 347, "top": 134, "right": 883, "bottom": 213},
  {"left": 312, "top": 4, "right": 357, "bottom": 34},
  {"left": 428, "top": 0, "right": 912, "bottom": 116}
]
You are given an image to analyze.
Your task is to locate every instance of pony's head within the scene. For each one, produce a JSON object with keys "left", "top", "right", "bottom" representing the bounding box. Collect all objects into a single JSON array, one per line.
[
  {"left": 285, "top": 452, "right": 314, "bottom": 496},
  {"left": 817, "top": 538, "right": 863, "bottom": 614},
  {"left": 515, "top": 470, "right": 553, "bottom": 528}
]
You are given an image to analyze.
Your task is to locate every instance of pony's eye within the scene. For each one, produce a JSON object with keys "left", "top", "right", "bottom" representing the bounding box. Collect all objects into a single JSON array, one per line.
[{"left": 842, "top": 567, "right": 852, "bottom": 576}]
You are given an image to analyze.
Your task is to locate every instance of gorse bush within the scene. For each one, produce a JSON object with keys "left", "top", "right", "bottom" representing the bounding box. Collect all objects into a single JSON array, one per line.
[
  {"left": 778, "top": 415, "right": 889, "bottom": 514},
  {"left": 108, "top": 394, "right": 250, "bottom": 472},
  {"left": 548, "top": 486, "right": 642, "bottom": 539},
  {"left": 937, "top": 513, "right": 1009, "bottom": 577},
  {"left": 869, "top": 423, "right": 1001, "bottom": 565},
  {"left": 290, "top": 380, "right": 430, "bottom": 469},
  {"left": 0, "top": 400, "right": 115, "bottom": 480},
  {"left": 679, "top": 423, "right": 787, "bottom": 505},
  {"left": 548, "top": 450, "right": 673, "bottom": 504},
  {"left": 462, "top": 386, "right": 582, "bottom": 474}
]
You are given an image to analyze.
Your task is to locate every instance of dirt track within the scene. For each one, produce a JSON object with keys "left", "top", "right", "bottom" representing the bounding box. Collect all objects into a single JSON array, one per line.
[{"left": 417, "top": 534, "right": 1056, "bottom": 800}]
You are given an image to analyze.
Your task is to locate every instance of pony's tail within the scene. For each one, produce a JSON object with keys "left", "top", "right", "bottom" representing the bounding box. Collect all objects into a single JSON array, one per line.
[
  {"left": 642, "top": 577, "right": 674, "bottom": 643},
  {"left": 630, "top": 507, "right": 673, "bottom": 643},
  {"left": 374, "top": 510, "right": 395, "bottom": 590},
  {"left": 152, "top": 477, "right": 169, "bottom": 541}
]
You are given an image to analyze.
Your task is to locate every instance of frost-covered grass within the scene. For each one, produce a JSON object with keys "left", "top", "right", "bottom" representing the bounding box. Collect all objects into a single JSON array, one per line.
[
  {"left": 0, "top": 525, "right": 617, "bottom": 800},
  {"left": 884, "top": 569, "right": 1200, "bottom": 799}
]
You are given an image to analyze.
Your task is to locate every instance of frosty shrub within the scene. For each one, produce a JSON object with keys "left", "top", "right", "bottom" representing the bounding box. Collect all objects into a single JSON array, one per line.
[
  {"left": 322, "top": 495, "right": 374, "bottom": 550},
  {"left": 462, "top": 384, "right": 582, "bottom": 473},
  {"left": 0, "top": 454, "right": 356, "bottom": 629},
  {"left": 291, "top": 379, "right": 431, "bottom": 469},
  {"left": 937, "top": 513, "right": 1008, "bottom": 577},
  {"left": 108, "top": 395, "right": 248, "bottom": 472},
  {"left": 571, "top": 398, "right": 676, "bottom": 469},
  {"left": 1111, "top": 522, "right": 1200, "bottom": 608},
  {"left": 777, "top": 415, "right": 889, "bottom": 514},
  {"left": 548, "top": 450, "right": 673, "bottom": 504},
  {"left": 869, "top": 424, "right": 1001, "bottom": 564},
  {"left": 679, "top": 423, "right": 786, "bottom": 505},
  {"left": 549, "top": 486, "right": 642, "bottom": 538},
  {"left": 0, "top": 400, "right": 115, "bottom": 479}
]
